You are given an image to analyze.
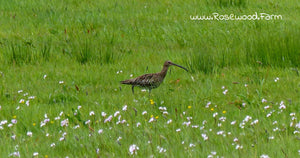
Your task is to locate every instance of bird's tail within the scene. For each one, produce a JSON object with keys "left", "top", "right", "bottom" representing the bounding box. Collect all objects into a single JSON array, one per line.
[{"left": 120, "top": 79, "right": 133, "bottom": 85}]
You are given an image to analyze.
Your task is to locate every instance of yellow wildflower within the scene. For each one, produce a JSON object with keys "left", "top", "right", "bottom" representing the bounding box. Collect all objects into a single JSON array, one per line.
[
  {"left": 155, "top": 116, "right": 159, "bottom": 119},
  {"left": 33, "top": 123, "right": 36, "bottom": 126},
  {"left": 150, "top": 99, "right": 155, "bottom": 105},
  {"left": 13, "top": 115, "right": 17, "bottom": 119},
  {"left": 211, "top": 108, "right": 214, "bottom": 111},
  {"left": 188, "top": 106, "right": 192, "bottom": 109},
  {"left": 222, "top": 111, "right": 226, "bottom": 114}
]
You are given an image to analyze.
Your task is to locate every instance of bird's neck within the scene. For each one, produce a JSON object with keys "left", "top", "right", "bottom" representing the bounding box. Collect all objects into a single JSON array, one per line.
[{"left": 160, "top": 66, "right": 169, "bottom": 78}]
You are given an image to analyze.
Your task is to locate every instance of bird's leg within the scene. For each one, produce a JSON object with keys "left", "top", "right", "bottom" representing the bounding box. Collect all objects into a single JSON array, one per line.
[
  {"left": 131, "top": 86, "right": 135, "bottom": 94},
  {"left": 148, "top": 89, "right": 151, "bottom": 97}
]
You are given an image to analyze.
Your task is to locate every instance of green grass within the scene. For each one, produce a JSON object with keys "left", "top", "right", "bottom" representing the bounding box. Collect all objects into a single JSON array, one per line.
[{"left": 0, "top": 0, "right": 300, "bottom": 157}]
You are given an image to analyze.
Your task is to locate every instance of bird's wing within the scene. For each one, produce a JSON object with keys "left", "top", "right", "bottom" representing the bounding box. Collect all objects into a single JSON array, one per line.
[{"left": 134, "top": 73, "right": 159, "bottom": 87}]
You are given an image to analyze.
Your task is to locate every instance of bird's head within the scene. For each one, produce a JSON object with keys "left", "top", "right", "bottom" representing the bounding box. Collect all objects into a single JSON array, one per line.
[{"left": 164, "top": 60, "right": 188, "bottom": 72}]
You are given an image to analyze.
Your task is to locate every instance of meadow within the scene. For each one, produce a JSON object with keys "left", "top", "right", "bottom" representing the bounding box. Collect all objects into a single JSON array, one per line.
[{"left": 0, "top": 0, "right": 300, "bottom": 157}]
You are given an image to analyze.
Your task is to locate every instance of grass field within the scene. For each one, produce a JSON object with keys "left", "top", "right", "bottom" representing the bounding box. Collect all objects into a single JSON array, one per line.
[{"left": 0, "top": 0, "right": 300, "bottom": 157}]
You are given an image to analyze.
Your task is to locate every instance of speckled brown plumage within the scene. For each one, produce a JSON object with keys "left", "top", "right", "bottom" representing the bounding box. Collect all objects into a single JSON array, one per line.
[{"left": 121, "top": 60, "right": 188, "bottom": 94}]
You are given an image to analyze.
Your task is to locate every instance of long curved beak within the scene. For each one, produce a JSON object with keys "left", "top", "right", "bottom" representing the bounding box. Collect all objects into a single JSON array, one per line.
[{"left": 170, "top": 62, "right": 188, "bottom": 72}]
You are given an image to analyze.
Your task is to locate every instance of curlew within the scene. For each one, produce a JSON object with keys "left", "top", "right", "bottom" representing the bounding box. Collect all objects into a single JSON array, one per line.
[{"left": 120, "top": 60, "right": 188, "bottom": 95}]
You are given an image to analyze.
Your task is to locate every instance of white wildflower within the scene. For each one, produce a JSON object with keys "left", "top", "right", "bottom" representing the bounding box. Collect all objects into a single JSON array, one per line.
[
  {"left": 219, "top": 116, "right": 226, "bottom": 122},
  {"left": 231, "top": 120, "right": 237, "bottom": 125},
  {"left": 242, "top": 103, "right": 246, "bottom": 107},
  {"left": 233, "top": 138, "right": 238, "bottom": 142},
  {"left": 73, "top": 125, "right": 80, "bottom": 129},
  {"left": 223, "top": 89, "right": 228, "bottom": 95},
  {"left": 213, "top": 112, "right": 218, "bottom": 118},
  {"left": 251, "top": 119, "right": 259, "bottom": 125},
  {"left": 33, "top": 152, "right": 38, "bottom": 157},
  {"left": 187, "top": 117, "right": 192, "bottom": 121},
  {"left": 129, "top": 144, "right": 139, "bottom": 155},
  {"left": 104, "top": 115, "right": 113, "bottom": 123},
  {"left": 295, "top": 122, "right": 300, "bottom": 129},
  {"left": 85, "top": 120, "right": 91, "bottom": 124},
  {"left": 9, "top": 151, "right": 20, "bottom": 157},
  {"left": 216, "top": 131, "right": 224, "bottom": 135},
  {"left": 11, "top": 119, "right": 17, "bottom": 124},
  {"left": 98, "top": 129, "right": 103, "bottom": 134},
  {"left": 192, "top": 125, "right": 199, "bottom": 128},
  {"left": 235, "top": 144, "right": 243, "bottom": 150},
  {"left": 28, "top": 96, "right": 35, "bottom": 100},
  {"left": 27, "top": 131, "right": 33, "bottom": 137},
  {"left": 244, "top": 115, "right": 252, "bottom": 122},
  {"left": 279, "top": 101, "right": 286, "bottom": 109},
  {"left": 159, "top": 107, "right": 167, "bottom": 111},
  {"left": 157, "top": 146, "right": 167, "bottom": 153},
  {"left": 117, "top": 137, "right": 122, "bottom": 141},
  {"left": 50, "top": 143, "right": 55, "bottom": 147},
  {"left": 182, "top": 121, "right": 191, "bottom": 127},
  {"left": 19, "top": 99, "right": 25, "bottom": 104},
  {"left": 25, "top": 100, "right": 30, "bottom": 106},
  {"left": 205, "top": 102, "right": 211, "bottom": 108},
  {"left": 114, "top": 111, "right": 120, "bottom": 117},
  {"left": 122, "top": 105, "right": 127, "bottom": 111},
  {"left": 260, "top": 154, "right": 270, "bottom": 158},
  {"left": 189, "top": 143, "right": 196, "bottom": 148},
  {"left": 89, "top": 111, "right": 95, "bottom": 116},
  {"left": 1, "top": 120, "right": 8, "bottom": 125},
  {"left": 142, "top": 111, "right": 147, "bottom": 115},
  {"left": 148, "top": 117, "right": 155, "bottom": 123},
  {"left": 201, "top": 133, "right": 208, "bottom": 141},
  {"left": 273, "top": 127, "right": 279, "bottom": 131},
  {"left": 61, "top": 119, "right": 69, "bottom": 127}
]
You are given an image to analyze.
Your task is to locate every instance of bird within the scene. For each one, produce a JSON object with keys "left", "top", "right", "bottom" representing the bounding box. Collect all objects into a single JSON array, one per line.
[{"left": 120, "top": 60, "right": 188, "bottom": 95}]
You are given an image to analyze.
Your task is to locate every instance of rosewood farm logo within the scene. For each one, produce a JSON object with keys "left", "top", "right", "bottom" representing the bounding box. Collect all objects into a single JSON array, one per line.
[{"left": 190, "top": 12, "right": 283, "bottom": 21}]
